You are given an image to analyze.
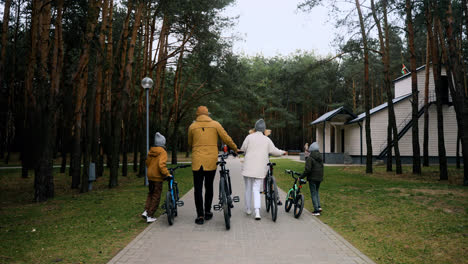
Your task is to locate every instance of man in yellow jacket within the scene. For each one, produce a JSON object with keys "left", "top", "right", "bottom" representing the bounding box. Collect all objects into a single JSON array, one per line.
[{"left": 188, "top": 106, "right": 238, "bottom": 224}]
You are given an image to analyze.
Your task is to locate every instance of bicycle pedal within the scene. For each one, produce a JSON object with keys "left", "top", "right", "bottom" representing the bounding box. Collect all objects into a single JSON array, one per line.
[
  {"left": 213, "top": 204, "right": 221, "bottom": 211},
  {"left": 232, "top": 196, "right": 240, "bottom": 203},
  {"left": 176, "top": 200, "right": 184, "bottom": 206}
]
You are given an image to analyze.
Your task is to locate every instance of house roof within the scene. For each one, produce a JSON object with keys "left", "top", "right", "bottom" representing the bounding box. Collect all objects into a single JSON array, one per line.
[
  {"left": 310, "top": 106, "right": 357, "bottom": 125},
  {"left": 392, "top": 65, "right": 426, "bottom": 83},
  {"left": 347, "top": 93, "right": 412, "bottom": 124}
]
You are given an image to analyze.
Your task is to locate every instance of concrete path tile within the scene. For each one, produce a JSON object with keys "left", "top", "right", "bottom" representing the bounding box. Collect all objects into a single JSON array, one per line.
[{"left": 108, "top": 157, "right": 375, "bottom": 264}]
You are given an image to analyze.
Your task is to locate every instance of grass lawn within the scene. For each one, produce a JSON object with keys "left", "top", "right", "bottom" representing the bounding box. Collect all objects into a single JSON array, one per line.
[
  {"left": 273, "top": 159, "right": 467, "bottom": 264},
  {"left": 0, "top": 165, "right": 193, "bottom": 264}
]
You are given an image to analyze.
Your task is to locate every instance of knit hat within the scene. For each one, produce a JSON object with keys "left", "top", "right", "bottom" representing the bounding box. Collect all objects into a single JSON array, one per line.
[
  {"left": 309, "top": 142, "right": 319, "bottom": 152},
  {"left": 254, "top": 119, "right": 266, "bottom": 133},
  {"left": 154, "top": 132, "right": 166, "bottom": 147},
  {"left": 196, "top": 106, "right": 210, "bottom": 116}
]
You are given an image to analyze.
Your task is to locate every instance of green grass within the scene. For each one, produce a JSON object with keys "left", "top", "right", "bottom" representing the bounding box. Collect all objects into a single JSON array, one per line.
[
  {"left": 0, "top": 165, "right": 193, "bottom": 264},
  {"left": 273, "top": 159, "right": 467, "bottom": 264}
]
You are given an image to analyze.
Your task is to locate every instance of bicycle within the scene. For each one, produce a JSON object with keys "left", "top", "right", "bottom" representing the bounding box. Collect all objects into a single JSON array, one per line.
[
  {"left": 284, "top": 169, "right": 307, "bottom": 218},
  {"left": 213, "top": 150, "right": 240, "bottom": 230},
  {"left": 163, "top": 164, "right": 190, "bottom": 225},
  {"left": 263, "top": 162, "right": 278, "bottom": 222}
]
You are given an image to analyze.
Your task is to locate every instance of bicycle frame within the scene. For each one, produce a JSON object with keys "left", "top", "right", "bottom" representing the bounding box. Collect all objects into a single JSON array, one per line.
[
  {"left": 286, "top": 170, "right": 304, "bottom": 202},
  {"left": 213, "top": 150, "right": 240, "bottom": 230}
]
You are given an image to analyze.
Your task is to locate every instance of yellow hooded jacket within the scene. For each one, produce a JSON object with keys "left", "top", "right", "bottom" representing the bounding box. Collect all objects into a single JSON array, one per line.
[
  {"left": 188, "top": 115, "right": 238, "bottom": 171},
  {"left": 145, "top": 146, "right": 170, "bottom": 182}
]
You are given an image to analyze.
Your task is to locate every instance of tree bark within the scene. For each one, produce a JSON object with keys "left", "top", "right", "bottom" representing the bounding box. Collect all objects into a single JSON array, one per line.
[
  {"left": 355, "top": 0, "right": 372, "bottom": 173},
  {"left": 406, "top": 0, "right": 421, "bottom": 174},
  {"left": 440, "top": 2, "right": 468, "bottom": 184},
  {"left": 94, "top": 0, "right": 109, "bottom": 178},
  {"left": 423, "top": 33, "right": 430, "bottom": 167},
  {"left": 0, "top": 0, "right": 12, "bottom": 158},
  {"left": 370, "top": 0, "right": 401, "bottom": 173},
  {"left": 426, "top": 2, "right": 448, "bottom": 180},
  {"left": 71, "top": 0, "right": 101, "bottom": 189}
]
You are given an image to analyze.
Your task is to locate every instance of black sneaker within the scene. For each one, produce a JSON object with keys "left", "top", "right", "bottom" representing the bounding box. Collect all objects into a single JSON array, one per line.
[
  {"left": 204, "top": 212, "right": 213, "bottom": 221},
  {"left": 195, "top": 217, "right": 205, "bottom": 225},
  {"left": 277, "top": 200, "right": 282, "bottom": 206}
]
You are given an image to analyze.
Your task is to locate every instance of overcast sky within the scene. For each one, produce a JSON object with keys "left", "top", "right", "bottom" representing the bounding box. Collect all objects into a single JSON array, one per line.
[{"left": 221, "top": 0, "right": 338, "bottom": 58}]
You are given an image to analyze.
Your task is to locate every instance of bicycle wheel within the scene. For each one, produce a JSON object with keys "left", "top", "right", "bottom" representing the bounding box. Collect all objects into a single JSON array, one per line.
[
  {"left": 220, "top": 178, "right": 230, "bottom": 230},
  {"left": 166, "top": 191, "right": 174, "bottom": 225},
  {"left": 285, "top": 190, "right": 293, "bottom": 212},
  {"left": 294, "top": 194, "right": 304, "bottom": 218},
  {"left": 265, "top": 178, "right": 270, "bottom": 213},
  {"left": 270, "top": 179, "right": 278, "bottom": 222}
]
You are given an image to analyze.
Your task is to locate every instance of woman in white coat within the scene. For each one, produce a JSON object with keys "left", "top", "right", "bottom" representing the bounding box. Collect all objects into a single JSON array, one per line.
[{"left": 240, "top": 119, "right": 286, "bottom": 220}]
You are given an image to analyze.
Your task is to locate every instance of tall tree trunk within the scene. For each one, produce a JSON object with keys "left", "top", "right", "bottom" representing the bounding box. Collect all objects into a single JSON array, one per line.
[
  {"left": 426, "top": 3, "right": 448, "bottom": 180},
  {"left": 441, "top": 2, "right": 468, "bottom": 184},
  {"left": 22, "top": 0, "right": 41, "bottom": 179},
  {"left": 101, "top": 0, "right": 113, "bottom": 177},
  {"left": 0, "top": 0, "right": 12, "bottom": 158},
  {"left": 355, "top": 0, "right": 372, "bottom": 173},
  {"left": 110, "top": 1, "right": 142, "bottom": 187},
  {"left": 71, "top": 0, "right": 101, "bottom": 189},
  {"left": 406, "top": 0, "right": 421, "bottom": 174},
  {"left": 94, "top": 0, "right": 109, "bottom": 178},
  {"left": 423, "top": 33, "right": 430, "bottom": 167},
  {"left": 34, "top": 0, "right": 53, "bottom": 201},
  {"left": 370, "top": 0, "right": 401, "bottom": 173}
]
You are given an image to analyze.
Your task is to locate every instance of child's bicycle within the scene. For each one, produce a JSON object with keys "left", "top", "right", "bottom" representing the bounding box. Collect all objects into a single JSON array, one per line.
[
  {"left": 163, "top": 164, "right": 190, "bottom": 225},
  {"left": 213, "top": 150, "right": 240, "bottom": 230},
  {"left": 263, "top": 162, "right": 278, "bottom": 222},
  {"left": 284, "top": 169, "right": 307, "bottom": 218}
]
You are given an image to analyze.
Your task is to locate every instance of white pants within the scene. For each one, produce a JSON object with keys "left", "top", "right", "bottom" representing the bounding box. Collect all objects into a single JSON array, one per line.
[{"left": 244, "top": 176, "right": 262, "bottom": 210}]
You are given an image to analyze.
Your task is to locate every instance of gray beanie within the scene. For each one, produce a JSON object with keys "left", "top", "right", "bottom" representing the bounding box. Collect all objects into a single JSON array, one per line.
[
  {"left": 309, "top": 142, "right": 319, "bottom": 152},
  {"left": 254, "top": 119, "right": 266, "bottom": 133},
  {"left": 154, "top": 132, "right": 166, "bottom": 147}
]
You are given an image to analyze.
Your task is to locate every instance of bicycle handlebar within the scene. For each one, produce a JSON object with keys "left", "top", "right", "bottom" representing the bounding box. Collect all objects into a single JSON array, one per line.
[
  {"left": 218, "top": 150, "right": 238, "bottom": 159},
  {"left": 285, "top": 169, "right": 303, "bottom": 177},
  {"left": 168, "top": 164, "right": 191, "bottom": 173}
]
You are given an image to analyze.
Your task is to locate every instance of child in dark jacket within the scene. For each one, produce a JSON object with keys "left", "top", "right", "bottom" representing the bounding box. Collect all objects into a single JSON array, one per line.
[
  {"left": 141, "top": 132, "right": 171, "bottom": 223},
  {"left": 301, "top": 142, "right": 324, "bottom": 216}
]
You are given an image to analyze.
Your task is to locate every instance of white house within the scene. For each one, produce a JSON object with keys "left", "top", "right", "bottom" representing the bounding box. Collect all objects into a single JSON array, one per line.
[{"left": 311, "top": 65, "right": 461, "bottom": 164}]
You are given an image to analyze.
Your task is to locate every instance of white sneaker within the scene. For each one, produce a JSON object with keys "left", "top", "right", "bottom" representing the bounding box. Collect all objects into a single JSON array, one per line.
[
  {"left": 147, "top": 216, "right": 157, "bottom": 223},
  {"left": 141, "top": 210, "right": 148, "bottom": 219},
  {"left": 255, "top": 209, "right": 261, "bottom": 220},
  {"left": 245, "top": 209, "right": 252, "bottom": 215}
]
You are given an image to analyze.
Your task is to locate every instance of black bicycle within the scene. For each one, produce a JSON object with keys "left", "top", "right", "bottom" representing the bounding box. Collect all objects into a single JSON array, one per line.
[
  {"left": 264, "top": 162, "right": 278, "bottom": 222},
  {"left": 163, "top": 164, "right": 190, "bottom": 225},
  {"left": 284, "top": 169, "right": 307, "bottom": 218},
  {"left": 213, "top": 150, "right": 240, "bottom": 230}
]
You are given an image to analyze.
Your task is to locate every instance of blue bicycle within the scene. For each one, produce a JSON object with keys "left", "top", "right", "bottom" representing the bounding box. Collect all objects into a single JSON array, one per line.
[{"left": 163, "top": 164, "right": 190, "bottom": 225}]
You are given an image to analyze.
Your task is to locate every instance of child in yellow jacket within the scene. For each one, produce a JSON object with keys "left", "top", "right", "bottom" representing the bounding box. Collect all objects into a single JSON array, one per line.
[{"left": 141, "top": 132, "right": 171, "bottom": 223}]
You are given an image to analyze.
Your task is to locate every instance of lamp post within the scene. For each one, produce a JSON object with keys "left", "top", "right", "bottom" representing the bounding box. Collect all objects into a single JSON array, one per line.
[{"left": 141, "top": 77, "right": 154, "bottom": 186}]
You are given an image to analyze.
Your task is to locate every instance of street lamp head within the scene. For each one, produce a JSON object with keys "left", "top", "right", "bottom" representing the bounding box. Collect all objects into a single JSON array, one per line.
[{"left": 141, "top": 77, "right": 154, "bottom": 90}]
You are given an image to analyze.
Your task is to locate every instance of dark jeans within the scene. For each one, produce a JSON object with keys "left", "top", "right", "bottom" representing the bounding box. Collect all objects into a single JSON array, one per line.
[
  {"left": 308, "top": 181, "right": 321, "bottom": 212},
  {"left": 193, "top": 167, "right": 216, "bottom": 217},
  {"left": 145, "top": 181, "right": 163, "bottom": 217}
]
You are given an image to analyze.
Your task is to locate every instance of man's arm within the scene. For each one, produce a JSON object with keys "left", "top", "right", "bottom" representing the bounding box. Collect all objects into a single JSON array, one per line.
[
  {"left": 215, "top": 122, "right": 238, "bottom": 151},
  {"left": 188, "top": 125, "right": 193, "bottom": 148}
]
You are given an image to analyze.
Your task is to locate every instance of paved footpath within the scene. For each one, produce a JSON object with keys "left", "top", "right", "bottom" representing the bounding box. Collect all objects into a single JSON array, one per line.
[{"left": 108, "top": 157, "right": 375, "bottom": 264}]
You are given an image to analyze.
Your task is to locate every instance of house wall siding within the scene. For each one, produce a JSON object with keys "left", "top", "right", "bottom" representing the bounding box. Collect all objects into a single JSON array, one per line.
[{"left": 397, "top": 104, "right": 459, "bottom": 156}]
